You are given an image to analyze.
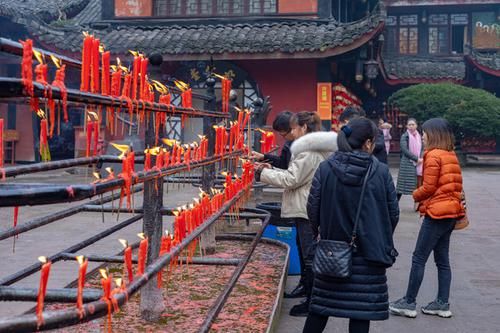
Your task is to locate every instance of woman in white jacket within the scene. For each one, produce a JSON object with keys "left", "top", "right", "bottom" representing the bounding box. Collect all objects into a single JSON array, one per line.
[{"left": 256, "top": 111, "right": 338, "bottom": 316}]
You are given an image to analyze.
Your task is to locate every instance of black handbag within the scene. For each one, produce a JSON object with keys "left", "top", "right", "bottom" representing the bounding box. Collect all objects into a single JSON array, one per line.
[{"left": 312, "top": 162, "right": 372, "bottom": 279}]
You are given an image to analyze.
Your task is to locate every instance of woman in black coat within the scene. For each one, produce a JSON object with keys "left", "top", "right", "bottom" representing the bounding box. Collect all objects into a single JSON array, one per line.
[{"left": 303, "top": 118, "right": 399, "bottom": 333}]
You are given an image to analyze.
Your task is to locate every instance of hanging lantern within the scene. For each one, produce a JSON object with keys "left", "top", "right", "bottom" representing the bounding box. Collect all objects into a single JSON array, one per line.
[{"left": 364, "top": 59, "right": 379, "bottom": 80}]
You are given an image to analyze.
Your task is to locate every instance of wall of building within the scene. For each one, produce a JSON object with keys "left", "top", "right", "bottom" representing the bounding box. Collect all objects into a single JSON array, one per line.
[
  {"left": 115, "top": 0, "right": 152, "bottom": 17},
  {"left": 279, "top": 0, "right": 317, "bottom": 14},
  {"left": 235, "top": 59, "right": 318, "bottom": 147}
]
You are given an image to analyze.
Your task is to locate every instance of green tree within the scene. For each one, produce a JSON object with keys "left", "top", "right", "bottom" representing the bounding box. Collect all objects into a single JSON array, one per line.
[{"left": 389, "top": 83, "right": 500, "bottom": 139}]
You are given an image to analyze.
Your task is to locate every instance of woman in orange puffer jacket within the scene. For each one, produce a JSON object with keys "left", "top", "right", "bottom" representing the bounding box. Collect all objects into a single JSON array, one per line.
[{"left": 390, "top": 118, "right": 465, "bottom": 320}]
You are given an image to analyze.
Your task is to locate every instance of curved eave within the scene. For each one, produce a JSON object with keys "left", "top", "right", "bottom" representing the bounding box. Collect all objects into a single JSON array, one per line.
[
  {"left": 465, "top": 55, "right": 500, "bottom": 78},
  {"left": 158, "top": 22, "right": 385, "bottom": 61},
  {"left": 377, "top": 56, "right": 465, "bottom": 86}
]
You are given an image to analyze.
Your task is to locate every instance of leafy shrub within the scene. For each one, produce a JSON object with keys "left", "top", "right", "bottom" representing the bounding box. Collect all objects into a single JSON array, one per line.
[{"left": 389, "top": 83, "right": 500, "bottom": 139}]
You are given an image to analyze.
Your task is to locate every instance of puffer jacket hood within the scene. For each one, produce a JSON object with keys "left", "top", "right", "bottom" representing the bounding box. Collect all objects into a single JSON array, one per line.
[
  {"left": 291, "top": 131, "right": 338, "bottom": 157},
  {"left": 329, "top": 151, "right": 374, "bottom": 186}
]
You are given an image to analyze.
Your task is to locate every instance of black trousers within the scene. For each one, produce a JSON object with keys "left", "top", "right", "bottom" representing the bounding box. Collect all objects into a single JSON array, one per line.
[
  {"left": 303, "top": 313, "right": 370, "bottom": 333},
  {"left": 294, "top": 218, "right": 315, "bottom": 297}
]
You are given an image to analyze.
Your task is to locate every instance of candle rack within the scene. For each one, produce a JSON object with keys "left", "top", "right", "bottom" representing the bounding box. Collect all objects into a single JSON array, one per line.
[{"left": 0, "top": 37, "right": 283, "bottom": 333}]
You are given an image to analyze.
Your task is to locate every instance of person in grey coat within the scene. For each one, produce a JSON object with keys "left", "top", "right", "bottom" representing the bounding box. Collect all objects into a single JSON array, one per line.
[{"left": 396, "top": 118, "right": 423, "bottom": 201}]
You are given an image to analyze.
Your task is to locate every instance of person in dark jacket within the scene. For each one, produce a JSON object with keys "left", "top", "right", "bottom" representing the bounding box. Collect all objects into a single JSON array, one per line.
[
  {"left": 252, "top": 110, "right": 294, "bottom": 169},
  {"left": 303, "top": 118, "right": 399, "bottom": 333},
  {"left": 339, "top": 107, "right": 387, "bottom": 164}
]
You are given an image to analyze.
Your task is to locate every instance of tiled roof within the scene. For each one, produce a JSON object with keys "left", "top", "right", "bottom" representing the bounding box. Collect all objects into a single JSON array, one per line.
[
  {"left": 1, "top": 0, "right": 384, "bottom": 59},
  {"left": 383, "top": 56, "right": 466, "bottom": 81},
  {"left": 0, "top": 0, "right": 90, "bottom": 23},
  {"left": 471, "top": 51, "right": 500, "bottom": 71},
  {"left": 73, "top": 0, "right": 101, "bottom": 25}
]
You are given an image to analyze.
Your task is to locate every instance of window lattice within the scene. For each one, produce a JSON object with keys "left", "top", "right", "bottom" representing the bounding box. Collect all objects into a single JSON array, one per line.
[
  {"left": 451, "top": 14, "right": 468, "bottom": 25},
  {"left": 154, "top": 0, "right": 277, "bottom": 16}
]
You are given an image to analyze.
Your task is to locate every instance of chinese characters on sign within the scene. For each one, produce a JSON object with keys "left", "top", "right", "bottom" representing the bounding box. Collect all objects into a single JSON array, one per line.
[{"left": 317, "top": 83, "right": 332, "bottom": 121}]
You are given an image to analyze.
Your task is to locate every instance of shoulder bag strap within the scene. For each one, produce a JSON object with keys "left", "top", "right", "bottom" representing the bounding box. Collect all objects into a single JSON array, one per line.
[{"left": 350, "top": 161, "right": 373, "bottom": 245}]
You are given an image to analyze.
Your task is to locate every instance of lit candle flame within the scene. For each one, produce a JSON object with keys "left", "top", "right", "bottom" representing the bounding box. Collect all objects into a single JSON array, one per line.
[
  {"left": 165, "top": 230, "right": 169, "bottom": 237},
  {"left": 87, "top": 111, "right": 99, "bottom": 122},
  {"left": 115, "top": 278, "right": 123, "bottom": 288},
  {"left": 212, "top": 73, "right": 226, "bottom": 80},
  {"left": 105, "top": 167, "right": 114, "bottom": 174},
  {"left": 76, "top": 255, "right": 85, "bottom": 265},
  {"left": 33, "top": 50, "right": 44, "bottom": 64},
  {"left": 49, "top": 54, "right": 62, "bottom": 69},
  {"left": 162, "top": 138, "right": 178, "bottom": 147},
  {"left": 93, "top": 172, "right": 101, "bottom": 180},
  {"left": 151, "top": 80, "right": 168, "bottom": 95},
  {"left": 38, "top": 256, "right": 48, "bottom": 264},
  {"left": 193, "top": 198, "right": 199, "bottom": 204},
  {"left": 174, "top": 80, "right": 189, "bottom": 92},
  {"left": 36, "top": 109, "right": 46, "bottom": 119},
  {"left": 129, "top": 50, "right": 139, "bottom": 57},
  {"left": 99, "top": 44, "right": 105, "bottom": 53},
  {"left": 197, "top": 135, "right": 206, "bottom": 140},
  {"left": 181, "top": 205, "right": 187, "bottom": 211},
  {"left": 137, "top": 233, "right": 146, "bottom": 240},
  {"left": 173, "top": 210, "right": 179, "bottom": 217},
  {"left": 110, "top": 143, "right": 130, "bottom": 159},
  {"left": 99, "top": 268, "right": 108, "bottom": 279},
  {"left": 83, "top": 31, "right": 90, "bottom": 37},
  {"left": 118, "top": 239, "right": 128, "bottom": 248},
  {"left": 189, "top": 203, "right": 194, "bottom": 209}
]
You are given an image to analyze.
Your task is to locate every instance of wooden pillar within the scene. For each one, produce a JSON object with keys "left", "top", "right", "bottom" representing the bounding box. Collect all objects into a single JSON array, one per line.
[
  {"left": 201, "top": 76, "right": 217, "bottom": 254},
  {"left": 140, "top": 64, "right": 165, "bottom": 322}
]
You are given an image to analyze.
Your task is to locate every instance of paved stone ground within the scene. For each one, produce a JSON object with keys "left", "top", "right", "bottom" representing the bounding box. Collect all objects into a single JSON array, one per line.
[{"left": 276, "top": 166, "right": 500, "bottom": 333}]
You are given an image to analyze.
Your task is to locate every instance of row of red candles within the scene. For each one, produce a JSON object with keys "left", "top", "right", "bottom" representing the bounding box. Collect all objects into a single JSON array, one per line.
[
  {"left": 35, "top": 161, "right": 254, "bottom": 327},
  {"left": 214, "top": 109, "right": 252, "bottom": 156}
]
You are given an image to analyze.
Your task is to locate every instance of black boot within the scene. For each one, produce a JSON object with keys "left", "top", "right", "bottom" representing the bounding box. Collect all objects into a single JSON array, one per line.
[
  {"left": 284, "top": 283, "right": 306, "bottom": 298},
  {"left": 289, "top": 298, "right": 310, "bottom": 317}
]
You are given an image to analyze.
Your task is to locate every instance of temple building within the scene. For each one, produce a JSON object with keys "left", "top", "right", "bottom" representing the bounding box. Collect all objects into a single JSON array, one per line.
[{"left": 0, "top": 0, "right": 498, "bottom": 161}]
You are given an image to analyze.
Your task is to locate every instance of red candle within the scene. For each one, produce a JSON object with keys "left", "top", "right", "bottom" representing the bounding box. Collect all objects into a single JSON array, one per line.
[
  {"left": 156, "top": 149, "right": 164, "bottom": 169},
  {"left": 111, "top": 69, "right": 122, "bottom": 97},
  {"left": 80, "top": 35, "right": 93, "bottom": 92},
  {"left": 13, "top": 206, "right": 19, "bottom": 228},
  {"left": 144, "top": 149, "right": 151, "bottom": 171},
  {"left": 101, "top": 51, "right": 111, "bottom": 95},
  {"left": 128, "top": 150, "right": 135, "bottom": 174},
  {"left": 139, "top": 57, "right": 148, "bottom": 99},
  {"left": 119, "top": 239, "right": 134, "bottom": 283},
  {"left": 164, "top": 151, "right": 170, "bottom": 168},
  {"left": 176, "top": 146, "right": 182, "bottom": 165},
  {"left": 121, "top": 74, "right": 132, "bottom": 98},
  {"left": 100, "top": 269, "right": 112, "bottom": 300},
  {"left": 76, "top": 256, "right": 88, "bottom": 317},
  {"left": 137, "top": 234, "right": 148, "bottom": 276},
  {"left": 242, "top": 111, "right": 250, "bottom": 130},
  {"left": 20, "top": 39, "right": 34, "bottom": 97},
  {"left": 132, "top": 56, "right": 140, "bottom": 100},
  {"left": 36, "top": 257, "right": 51, "bottom": 328},
  {"left": 35, "top": 64, "right": 48, "bottom": 85},
  {"left": 91, "top": 38, "right": 100, "bottom": 93},
  {"left": 228, "top": 125, "right": 234, "bottom": 153}
]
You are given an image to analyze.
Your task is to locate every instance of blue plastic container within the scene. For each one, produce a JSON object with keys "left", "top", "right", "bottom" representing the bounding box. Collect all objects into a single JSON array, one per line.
[{"left": 257, "top": 202, "right": 301, "bottom": 275}]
